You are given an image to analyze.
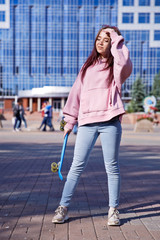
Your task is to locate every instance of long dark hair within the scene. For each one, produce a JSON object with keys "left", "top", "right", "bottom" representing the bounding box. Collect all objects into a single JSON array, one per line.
[{"left": 81, "top": 25, "right": 121, "bottom": 84}]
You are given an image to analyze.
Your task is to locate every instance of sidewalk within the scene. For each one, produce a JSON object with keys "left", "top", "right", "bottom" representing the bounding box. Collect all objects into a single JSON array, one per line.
[{"left": 0, "top": 121, "right": 160, "bottom": 240}]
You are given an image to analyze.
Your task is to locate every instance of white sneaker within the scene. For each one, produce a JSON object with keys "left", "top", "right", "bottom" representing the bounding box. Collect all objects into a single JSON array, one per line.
[
  {"left": 52, "top": 206, "right": 68, "bottom": 223},
  {"left": 108, "top": 208, "right": 120, "bottom": 226}
]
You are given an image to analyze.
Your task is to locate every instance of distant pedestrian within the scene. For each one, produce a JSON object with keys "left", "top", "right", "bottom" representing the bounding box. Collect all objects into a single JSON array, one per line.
[
  {"left": 72, "top": 122, "right": 78, "bottom": 134},
  {"left": 17, "top": 101, "right": 29, "bottom": 130},
  {"left": 41, "top": 102, "right": 46, "bottom": 118},
  {"left": 13, "top": 99, "right": 22, "bottom": 132},
  {"left": 38, "top": 101, "right": 54, "bottom": 131},
  {"left": 46, "top": 102, "right": 55, "bottom": 131},
  {"left": 52, "top": 25, "right": 132, "bottom": 226},
  {"left": 38, "top": 101, "right": 47, "bottom": 131},
  {"left": 57, "top": 109, "right": 63, "bottom": 123},
  {"left": 0, "top": 114, "right": 3, "bottom": 128}
]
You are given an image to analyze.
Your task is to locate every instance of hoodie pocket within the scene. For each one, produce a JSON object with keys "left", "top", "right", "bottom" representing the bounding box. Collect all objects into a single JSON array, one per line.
[{"left": 81, "top": 88, "right": 111, "bottom": 114}]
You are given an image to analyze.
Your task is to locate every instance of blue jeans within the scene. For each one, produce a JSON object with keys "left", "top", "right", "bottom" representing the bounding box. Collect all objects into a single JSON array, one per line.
[
  {"left": 17, "top": 115, "right": 27, "bottom": 129},
  {"left": 60, "top": 118, "right": 122, "bottom": 208},
  {"left": 13, "top": 116, "right": 21, "bottom": 130},
  {"left": 39, "top": 117, "right": 47, "bottom": 129}
]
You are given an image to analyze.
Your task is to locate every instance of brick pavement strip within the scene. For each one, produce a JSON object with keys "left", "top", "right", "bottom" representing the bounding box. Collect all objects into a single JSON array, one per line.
[{"left": 0, "top": 128, "right": 160, "bottom": 240}]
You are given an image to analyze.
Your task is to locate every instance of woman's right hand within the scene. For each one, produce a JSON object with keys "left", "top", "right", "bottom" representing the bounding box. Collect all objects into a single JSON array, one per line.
[{"left": 64, "top": 126, "right": 72, "bottom": 138}]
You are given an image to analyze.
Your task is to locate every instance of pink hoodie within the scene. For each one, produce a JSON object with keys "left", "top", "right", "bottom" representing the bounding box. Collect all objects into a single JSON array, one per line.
[{"left": 63, "top": 31, "right": 132, "bottom": 130}]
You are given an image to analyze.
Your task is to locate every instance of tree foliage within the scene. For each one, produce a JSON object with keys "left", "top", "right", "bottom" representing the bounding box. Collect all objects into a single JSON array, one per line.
[
  {"left": 151, "top": 71, "right": 160, "bottom": 110},
  {"left": 127, "top": 76, "right": 146, "bottom": 113}
]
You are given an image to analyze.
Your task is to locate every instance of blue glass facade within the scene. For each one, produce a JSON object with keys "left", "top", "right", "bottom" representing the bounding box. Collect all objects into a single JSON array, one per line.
[
  {"left": 155, "top": 13, "right": 160, "bottom": 23},
  {"left": 139, "top": 0, "right": 150, "bottom": 6},
  {"left": 0, "top": 0, "right": 160, "bottom": 100},
  {"left": 122, "top": 13, "right": 134, "bottom": 23},
  {"left": 0, "top": 11, "right": 5, "bottom": 21},
  {"left": 138, "top": 13, "right": 150, "bottom": 23},
  {"left": 123, "top": 0, "right": 134, "bottom": 6}
]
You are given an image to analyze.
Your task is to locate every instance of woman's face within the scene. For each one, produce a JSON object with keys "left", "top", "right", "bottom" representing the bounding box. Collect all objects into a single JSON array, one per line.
[{"left": 96, "top": 30, "right": 111, "bottom": 58}]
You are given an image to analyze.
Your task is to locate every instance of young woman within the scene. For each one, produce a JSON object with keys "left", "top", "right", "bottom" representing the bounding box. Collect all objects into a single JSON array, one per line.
[{"left": 52, "top": 25, "right": 132, "bottom": 226}]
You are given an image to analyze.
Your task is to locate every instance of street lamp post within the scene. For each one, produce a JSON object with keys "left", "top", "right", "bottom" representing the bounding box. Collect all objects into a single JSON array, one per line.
[
  {"left": 0, "top": 88, "right": 3, "bottom": 128},
  {"left": 109, "top": 6, "right": 113, "bottom": 25},
  {"left": 140, "top": 41, "right": 148, "bottom": 95},
  {"left": 140, "top": 41, "right": 144, "bottom": 78}
]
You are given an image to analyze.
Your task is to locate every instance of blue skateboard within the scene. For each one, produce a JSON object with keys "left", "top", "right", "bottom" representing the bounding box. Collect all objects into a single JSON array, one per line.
[{"left": 51, "top": 133, "right": 68, "bottom": 180}]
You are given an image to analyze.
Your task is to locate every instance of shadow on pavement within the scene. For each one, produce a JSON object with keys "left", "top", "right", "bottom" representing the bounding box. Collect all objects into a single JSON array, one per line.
[{"left": 0, "top": 142, "right": 160, "bottom": 227}]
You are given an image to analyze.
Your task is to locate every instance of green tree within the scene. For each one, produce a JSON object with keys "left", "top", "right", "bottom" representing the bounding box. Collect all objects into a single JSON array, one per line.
[
  {"left": 127, "top": 76, "right": 146, "bottom": 112},
  {"left": 151, "top": 71, "right": 160, "bottom": 110}
]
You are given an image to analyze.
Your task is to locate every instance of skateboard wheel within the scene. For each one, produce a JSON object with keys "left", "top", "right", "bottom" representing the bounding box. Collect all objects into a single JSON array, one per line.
[
  {"left": 51, "top": 162, "right": 58, "bottom": 172},
  {"left": 60, "top": 119, "right": 66, "bottom": 131}
]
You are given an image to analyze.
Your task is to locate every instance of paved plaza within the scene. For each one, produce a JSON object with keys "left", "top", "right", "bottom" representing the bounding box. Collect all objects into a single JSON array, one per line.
[{"left": 0, "top": 119, "right": 160, "bottom": 240}]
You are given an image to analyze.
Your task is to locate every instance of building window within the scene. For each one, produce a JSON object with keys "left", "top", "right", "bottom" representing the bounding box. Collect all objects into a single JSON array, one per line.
[
  {"left": 123, "top": 0, "right": 134, "bottom": 5},
  {"left": 53, "top": 99, "right": 61, "bottom": 112},
  {"left": 122, "top": 13, "right": 134, "bottom": 23},
  {"left": 15, "top": 66, "right": 19, "bottom": 75},
  {"left": 0, "top": 0, "right": 5, "bottom": 4},
  {"left": 0, "top": 101, "right": 4, "bottom": 109},
  {"left": 154, "top": 30, "right": 160, "bottom": 40},
  {"left": 155, "top": 13, "right": 160, "bottom": 23},
  {"left": 109, "top": 0, "right": 116, "bottom": 6},
  {"left": 78, "top": 0, "right": 82, "bottom": 6},
  {"left": 139, "top": 0, "right": 150, "bottom": 5},
  {"left": 155, "top": 0, "right": 160, "bottom": 6},
  {"left": 138, "top": 13, "right": 150, "bottom": 23},
  {"left": 0, "top": 11, "right": 5, "bottom": 21}
]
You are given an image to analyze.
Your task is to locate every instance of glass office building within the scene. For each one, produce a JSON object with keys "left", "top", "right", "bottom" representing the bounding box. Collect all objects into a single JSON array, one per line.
[{"left": 0, "top": 0, "right": 160, "bottom": 111}]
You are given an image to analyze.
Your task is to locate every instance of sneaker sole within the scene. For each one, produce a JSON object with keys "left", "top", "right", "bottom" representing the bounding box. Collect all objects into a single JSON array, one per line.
[
  {"left": 108, "top": 220, "right": 120, "bottom": 226},
  {"left": 52, "top": 215, "right": 69, "bottom": 224}
]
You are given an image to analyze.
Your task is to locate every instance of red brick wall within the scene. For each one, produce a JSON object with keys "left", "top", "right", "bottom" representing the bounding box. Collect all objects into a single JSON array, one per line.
[
  {"left": 23, "top": 98, "right": 29, "bottom": 109},
  {"left": 32, "top": 98, "right": 37, "bottom": 112},
  {"left": 4, "top": 99, "right": 14, "bottom": 111}
]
